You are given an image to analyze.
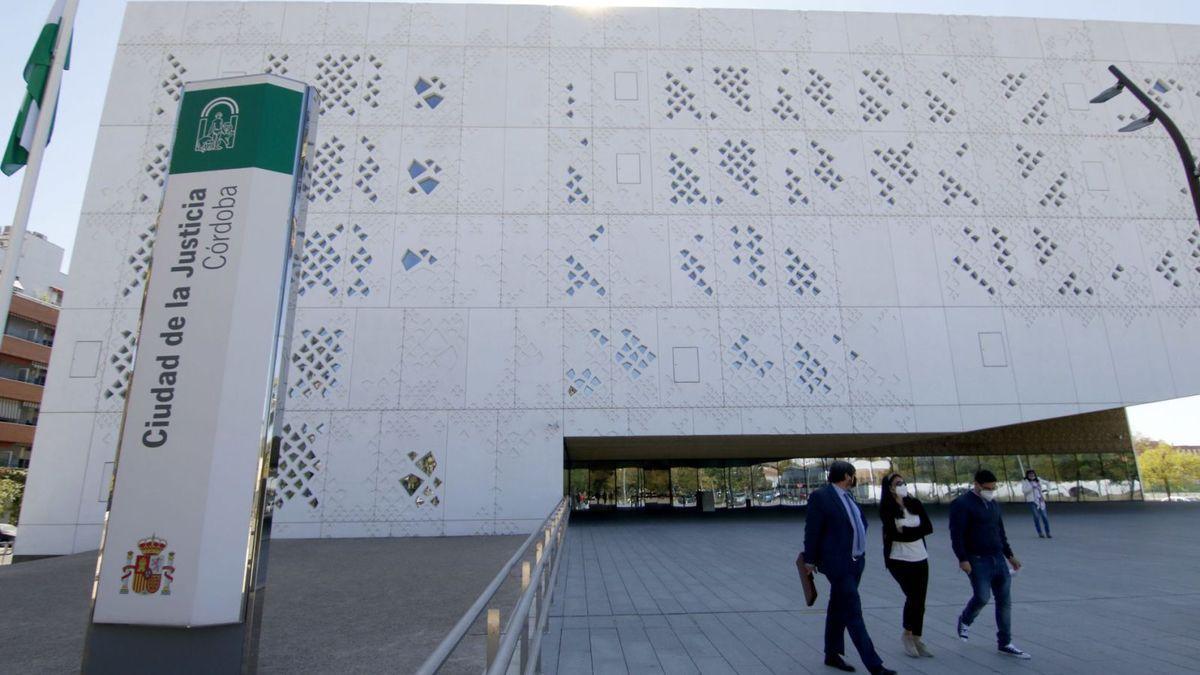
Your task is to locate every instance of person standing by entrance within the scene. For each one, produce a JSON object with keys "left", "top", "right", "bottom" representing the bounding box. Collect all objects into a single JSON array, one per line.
[
  {"left": 803, "top": 461, "right": 896, "bottom": 675},
  {"left": 950, "top": 469, "right": 1031, "bottom": 660},
  {"left": 1020, "top": 469, "right": 1052, "bottom": 538},
  {"left": 879, "top": 472, "right": 934, "bottom": 658}
]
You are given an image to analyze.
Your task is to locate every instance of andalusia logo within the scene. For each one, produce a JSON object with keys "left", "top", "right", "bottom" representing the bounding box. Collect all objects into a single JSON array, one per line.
[
  {"left": 194, "top": 96, "right": 239, "bottom": 153},
  {"left": 119, "top": 535, "right": 176, "bottom": 596}
]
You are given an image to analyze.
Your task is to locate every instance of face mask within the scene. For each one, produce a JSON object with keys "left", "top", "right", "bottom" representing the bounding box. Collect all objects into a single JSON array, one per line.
[
  {"left": 894, "top": 485, "right": 909, "bottom": 498},
  {"left": 980, "top": 489, "right": 998, "bottom": 501}
]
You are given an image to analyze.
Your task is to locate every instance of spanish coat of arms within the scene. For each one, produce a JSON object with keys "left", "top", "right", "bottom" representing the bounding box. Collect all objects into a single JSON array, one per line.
[{"left": 120, "top": 535, "right": 176, "bottom": 596}]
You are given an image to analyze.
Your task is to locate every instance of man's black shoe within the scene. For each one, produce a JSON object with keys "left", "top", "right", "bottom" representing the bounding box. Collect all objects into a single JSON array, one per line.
[{"left": 824, "top": 655, "right": 856, "bottom": 672}]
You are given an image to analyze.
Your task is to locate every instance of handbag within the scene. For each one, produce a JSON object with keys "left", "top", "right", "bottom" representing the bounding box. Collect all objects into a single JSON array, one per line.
[{"left": 795, "top": 552, "right": 818, "bottom": 606}]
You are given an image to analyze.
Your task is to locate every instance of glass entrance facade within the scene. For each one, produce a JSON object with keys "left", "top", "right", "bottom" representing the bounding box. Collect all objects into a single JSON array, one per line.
[{"left": 566, "top": 450, "right": 1143, "bottom": 509}]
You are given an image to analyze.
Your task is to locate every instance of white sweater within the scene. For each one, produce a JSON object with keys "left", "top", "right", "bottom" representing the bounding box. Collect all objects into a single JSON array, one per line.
[{"left": 1021, "top": 479, "right": 1047, "bottom": 506}]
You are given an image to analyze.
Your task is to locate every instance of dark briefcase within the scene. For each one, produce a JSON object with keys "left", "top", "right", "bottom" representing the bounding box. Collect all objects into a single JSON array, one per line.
[{"left": 795, "top": 552, "right": 818, "bottom": 606}]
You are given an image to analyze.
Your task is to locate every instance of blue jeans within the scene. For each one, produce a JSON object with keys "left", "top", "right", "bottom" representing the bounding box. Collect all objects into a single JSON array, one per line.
[
  {"left": 1029, "top": 503, "right": 1050, "bottom": 535},
  {"left": 959, "top": 554, "right": 1012, "bottom": 647}
]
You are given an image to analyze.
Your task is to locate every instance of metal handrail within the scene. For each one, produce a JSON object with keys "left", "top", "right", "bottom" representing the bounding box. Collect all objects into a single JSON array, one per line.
[
  {"left": 485, "top": 504, "right": 569, "bottom": 675},
  {"left": 415, "top": 497, "right": 570, "bottom": 675}
]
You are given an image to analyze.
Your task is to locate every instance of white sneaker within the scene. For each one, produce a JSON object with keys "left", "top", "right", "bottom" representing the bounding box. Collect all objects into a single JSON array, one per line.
[{"left": 998, "top": 644, "right": 1031, "bottom": 659}]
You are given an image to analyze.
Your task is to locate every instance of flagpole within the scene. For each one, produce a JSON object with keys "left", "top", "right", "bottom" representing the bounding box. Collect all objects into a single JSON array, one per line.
[{"left": 0, "top": 0, "right": 79, "bottom": 336}]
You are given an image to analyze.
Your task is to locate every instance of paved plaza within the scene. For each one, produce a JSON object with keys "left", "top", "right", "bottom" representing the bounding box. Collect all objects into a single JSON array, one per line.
[
  {"left": 0, "top": 535, "right": 524, "bottom": 674},
  {"left": 544, "top": 502, "right": 1200, "bottom": 675},
  {"left": 2, "top": 503, "right": 1197, "bottom": 674}
]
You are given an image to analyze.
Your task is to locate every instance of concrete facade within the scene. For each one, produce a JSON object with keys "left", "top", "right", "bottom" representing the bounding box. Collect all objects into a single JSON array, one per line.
[
  {"left": 0, "top": 229, "right": 67, "bottom": 306},
  {"left": 17, "top": 2, "right": 1200, "bottom": 555}
]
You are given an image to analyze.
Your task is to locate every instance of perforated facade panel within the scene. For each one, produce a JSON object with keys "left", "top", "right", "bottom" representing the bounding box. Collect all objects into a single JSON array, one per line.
[{"left": 17, "top": 3, "right": 1200, "bottom": 554}]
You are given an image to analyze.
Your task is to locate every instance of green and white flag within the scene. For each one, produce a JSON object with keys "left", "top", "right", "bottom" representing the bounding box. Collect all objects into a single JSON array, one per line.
[{"left": 2, "top": 0, "right": 71, "bottom": 176}]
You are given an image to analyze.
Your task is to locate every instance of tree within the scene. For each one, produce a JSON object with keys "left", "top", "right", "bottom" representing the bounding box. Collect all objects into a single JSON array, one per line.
[
  {"left": 0, "top": 468, "right": 26, "bottom": 523},
  {"left": 1135, "top": 439, "right": 1200, "bottom": 501}
]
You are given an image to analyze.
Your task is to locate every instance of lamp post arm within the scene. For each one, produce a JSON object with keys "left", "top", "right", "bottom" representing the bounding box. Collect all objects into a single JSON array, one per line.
[{"left": 1107, "top": 64, "right": 1200, "bottom": 225}]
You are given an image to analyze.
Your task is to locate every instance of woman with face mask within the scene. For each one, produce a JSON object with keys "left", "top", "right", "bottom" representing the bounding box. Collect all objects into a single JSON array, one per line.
[
  {"left": 879, "top": 472, "right": 934, "bottom": 658},
  {"left": 1020, "top": 469, "right": 1051, "bottom": 538}
]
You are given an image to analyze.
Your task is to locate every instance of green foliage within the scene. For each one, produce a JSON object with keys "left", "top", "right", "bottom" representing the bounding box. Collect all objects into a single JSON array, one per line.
[
  {"left": 0, "top": 467, "right": 27, "bottom": 523},
  {"left": 1135, "top": 438, "right": 1200, "bottom": 499}
]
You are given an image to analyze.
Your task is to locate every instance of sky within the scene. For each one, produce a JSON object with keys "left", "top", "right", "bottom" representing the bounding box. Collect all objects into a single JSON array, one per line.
[{"left": 0, "top": 0, "right": 1199, "bottom": 443}]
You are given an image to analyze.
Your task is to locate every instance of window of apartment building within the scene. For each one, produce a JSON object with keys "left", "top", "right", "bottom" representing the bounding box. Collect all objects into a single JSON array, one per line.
[
  {"left": 0, "top": 397, "right": 38, "bottom": 425},
  {"left": 4, "top": 314, "right": 55, "bottom": 346}
]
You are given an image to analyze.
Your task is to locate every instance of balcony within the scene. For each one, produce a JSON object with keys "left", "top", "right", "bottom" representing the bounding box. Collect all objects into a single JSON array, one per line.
[
  {"left": 9, "top": 293, "right": 58, "bottom": 326},
  {"left": 0, "top": 376, "right": 42, "bottom": 404},
  {"left": 0, "top": 334, "right": 51, "bottom": 364},
  {"left": 0, "top": 420, "right": 35, "bottom": 445}
]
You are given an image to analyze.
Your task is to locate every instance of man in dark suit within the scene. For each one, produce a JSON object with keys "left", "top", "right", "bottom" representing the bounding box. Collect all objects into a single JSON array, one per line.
[{"left": 803, "top": 461, "right": 895, "bottom": 675}]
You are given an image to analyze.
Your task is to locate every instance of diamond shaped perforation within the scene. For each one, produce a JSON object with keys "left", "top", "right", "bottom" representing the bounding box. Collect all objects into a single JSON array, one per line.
[
  {"left": 718, "top": 139, "right": 760, "bottom": 196},
  {"left": 805, "top": 68, "right": 836, "bottom": 116},
  {"left": 730, "top": 224, "right": 768, "bottom": 288},
  {"left": 939, "top": 143, "right": 978, "bottom": 207},
  {"left": 308, "top": 136, "right": 347, "bottom": 204},
  {"left": 103, "top": 330, "right": 137, "bottom": 400},
  {"left": 122, "top": 223, "right": 157, "bottom": 299},
  {"left": 299, "top": 223, "right": 343, "bottom": 298},
  {"left": 355, "top": 135, "right": 380, "bottom": 204},
  {"left": 414, "top": 76, "right": 446, "bottom": 109},
  {"left": 316, "top": 52, "right": 361, "bottom": 116},
  {"left": 729, "top": 334, "right": 774, "bottom": 378},
  {"left": 792, "top": 340, "right": 833, "bottom": 395},
  {"left": 288, "top": 327, "right": 345, "bottom": 400},
  {"left": 783, "top": 247, "right": 821, "bottom": 297},
  {"left": 713, "top": 65, "right": 752, "bottom": 113},
  {"left": 668, "top": 147, "right": 711, "bottom": 205},
  {"left": 565, "top": 249, "right": 606, "bottom": 298},
  {"left": 870, "top": 142, "right": 917, "bottom": 206},
  {"left": 810, "top": 141, "right": 844, "bottom": 192},
  {"left": 858, "top": 68, "right": 905, "bottom": 123},
  {"left": 925, "top": 71, "right": 959, "bottom": 124},
  {"left": 346, "top": 224, "right": 372, "bottom": 298},
  {"left": 783, "top": 148, "right": 811, "bottom": 206},
  {"left": 155, "top": 53, "right": 186, "bottom": 116},
  {"left": 679, "top": 234, "right": 714, "bottom": 296},
  {"left": 139, "top": 143, "right": 171, "bottom": 204},
  {"left": 363, "top": 54, "right": 383, "bottom": 109},
  {"left": 772, "top": 68, "right": 800, "bottom": 122},
  {"left": 665, "top": 67, "right": 703, "bottom": 121},
  {"left": 277, "top": 421, "right": 326, "bottom": 509},
  {"left": 613, "top": 329, "right": 656, "bottom": 380}
]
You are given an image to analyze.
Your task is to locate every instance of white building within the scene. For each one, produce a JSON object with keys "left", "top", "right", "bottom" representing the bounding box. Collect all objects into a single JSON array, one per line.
[
  {"left": 16, "top": 2, "right": 1200, "bottom": 556},
  {"left": 0, "top": 228, "right": 67, "bottom": 306}
]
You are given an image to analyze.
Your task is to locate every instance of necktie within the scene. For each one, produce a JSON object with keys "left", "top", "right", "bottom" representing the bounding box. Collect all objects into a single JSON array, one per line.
[{"left": 843, "top": 492, "right": 865, "bottom": 556}]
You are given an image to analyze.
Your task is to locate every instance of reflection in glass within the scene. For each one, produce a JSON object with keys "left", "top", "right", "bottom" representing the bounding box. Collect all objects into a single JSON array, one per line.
[
  {"left": 1076, "top": 454, "right": 1106, "bottom": 502},
  {"left": 998, "top": 454, "right": 1026, "bottom": 502},
  {"left": 912, "top": 455, "right": 937, "bottom": 503},
  {"left": 1053, "top": 454, "right": 1080, "bottom": 502},
  {"left": 642, "top": 469, "right": 670, "bottom": 506},
  {"left": 934, "top": 456, "right": 957, "bottom": 504},
  {"left": 671, "top": 467, "right": 699, "bottom": 507},
  {"left": 563, "top": 450, "right": 1144, "bottom": 508},
  {"left": 699, "top": 468, "right": 728, "bottom": 508},
  {"left": 1103, "top": 452, "right": 1141, "bottom": 500}
]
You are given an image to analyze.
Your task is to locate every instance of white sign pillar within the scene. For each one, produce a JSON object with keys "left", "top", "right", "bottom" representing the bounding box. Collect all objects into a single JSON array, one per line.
[{"left": 82, "top": 74, "right": 316, "bottom": 673}]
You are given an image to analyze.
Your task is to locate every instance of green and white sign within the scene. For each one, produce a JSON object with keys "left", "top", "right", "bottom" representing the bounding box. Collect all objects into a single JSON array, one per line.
[{"left": 92, "top": 74, "right": 312, "bottom": 627}]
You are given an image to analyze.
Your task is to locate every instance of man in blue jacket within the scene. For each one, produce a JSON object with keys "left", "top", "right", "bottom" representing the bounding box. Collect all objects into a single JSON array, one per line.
[
  {"left": 803, "top": 461, "right": 895, "bottom": 675},
  {"left": 949, "top": 468, "right": 1031, "bottom": 659}
]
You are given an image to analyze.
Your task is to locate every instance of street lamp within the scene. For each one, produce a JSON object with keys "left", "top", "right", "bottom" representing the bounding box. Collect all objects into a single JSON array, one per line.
[{"left": 1090, "top": 64, "right": 1200, "bottom": 225}]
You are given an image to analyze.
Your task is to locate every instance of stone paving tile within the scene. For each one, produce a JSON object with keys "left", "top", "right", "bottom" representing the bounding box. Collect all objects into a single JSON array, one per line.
[
  {"left": 544, "top": 502, "right": 1200, "bottom": 674},
  {"left": 0, "top": 535, "right": 527, "bottom": 675}
]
